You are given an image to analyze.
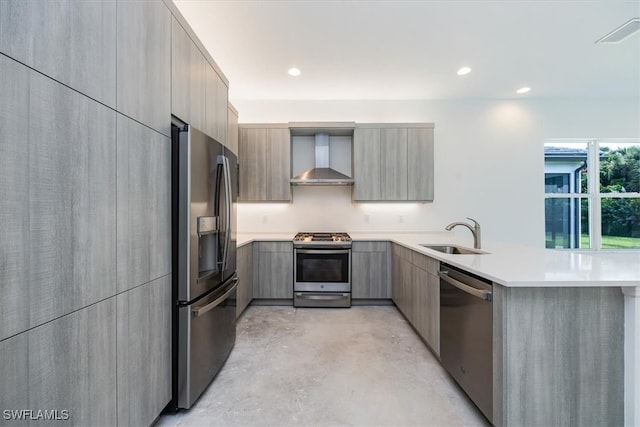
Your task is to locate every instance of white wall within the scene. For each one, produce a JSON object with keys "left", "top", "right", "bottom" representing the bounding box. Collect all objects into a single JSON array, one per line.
[{"left": 234, "top": 98, "right": 640, "bottom": 247}]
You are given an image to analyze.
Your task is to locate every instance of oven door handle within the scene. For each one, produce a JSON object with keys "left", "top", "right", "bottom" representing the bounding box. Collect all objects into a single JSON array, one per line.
[
  {"left": 295, "top": 293, "right": 350, "bottom": 301},
  {"left": 295, "top": 249, "right": 351, "bottom": 255}
]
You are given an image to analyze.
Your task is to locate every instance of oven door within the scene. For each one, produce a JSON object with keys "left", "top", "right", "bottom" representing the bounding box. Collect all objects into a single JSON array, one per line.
[{"left": 294, "top": 248, "right": 351, "bottom": 292}]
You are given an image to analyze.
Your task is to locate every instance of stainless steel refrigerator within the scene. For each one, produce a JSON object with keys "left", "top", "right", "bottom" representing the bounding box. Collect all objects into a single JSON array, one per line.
[{"left": 170, "top": 123, "right": 238, "bottom": 410}]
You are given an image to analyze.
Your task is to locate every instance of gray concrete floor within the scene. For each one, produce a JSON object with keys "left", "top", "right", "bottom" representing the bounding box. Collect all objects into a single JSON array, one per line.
[{"left": 157, "top": 305, "right": 489, "bottom": 427}]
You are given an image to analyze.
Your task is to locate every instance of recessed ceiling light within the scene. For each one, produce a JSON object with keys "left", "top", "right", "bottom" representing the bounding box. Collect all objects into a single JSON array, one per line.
[
  {"left": 457, "top": 66, "right": 472, "bottom": 76},
  {"left": 595, "top": 18, "right": 640, "bottom": 44},
  {"left": 516, "top": 87, "right": 531, "bottom": 94},
  {"left": 288, "top": 67, "right": 301, "bottom": 76}
]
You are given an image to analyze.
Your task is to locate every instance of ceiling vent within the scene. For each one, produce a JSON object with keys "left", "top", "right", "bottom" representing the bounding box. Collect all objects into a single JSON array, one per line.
[{"left": 595, "top": 18, "right": 640, "bottom": 44}]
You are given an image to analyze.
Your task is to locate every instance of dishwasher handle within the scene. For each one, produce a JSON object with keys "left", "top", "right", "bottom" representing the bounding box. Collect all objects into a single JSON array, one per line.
[{"left": 439, "top": 271, "right": 492, "bottom": 301}]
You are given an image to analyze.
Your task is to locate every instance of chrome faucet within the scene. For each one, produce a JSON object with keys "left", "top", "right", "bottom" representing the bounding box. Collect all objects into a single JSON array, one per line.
[{"left": 445, "top": 217, "right": 481, "bottom": 249}]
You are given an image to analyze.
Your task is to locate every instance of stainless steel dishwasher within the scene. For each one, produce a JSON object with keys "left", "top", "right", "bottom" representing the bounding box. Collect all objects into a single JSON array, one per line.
[{"left": 439, "top": 264, "right": 493, "bottom": 424}]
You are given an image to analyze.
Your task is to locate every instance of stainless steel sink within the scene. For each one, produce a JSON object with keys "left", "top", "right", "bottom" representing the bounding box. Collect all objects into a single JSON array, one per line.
[{"left": 419, "top": 244, "right": 488, "bottom": 255}]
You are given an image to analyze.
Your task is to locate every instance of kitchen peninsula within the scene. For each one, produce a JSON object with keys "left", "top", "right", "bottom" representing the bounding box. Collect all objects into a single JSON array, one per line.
[{"left": 237, "top": 231, "right": 640, "bottom": 426}]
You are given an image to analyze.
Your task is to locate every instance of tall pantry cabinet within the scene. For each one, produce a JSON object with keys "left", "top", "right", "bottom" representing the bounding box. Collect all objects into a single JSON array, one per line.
[{"left": 0, "top": 0, "right": 231, "bottom": 425}]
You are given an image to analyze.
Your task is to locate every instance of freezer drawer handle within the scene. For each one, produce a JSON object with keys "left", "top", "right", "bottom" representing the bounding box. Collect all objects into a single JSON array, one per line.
[
  {"left": 191, "top": 278, "right": 238, "bottom": 318},
  {"left": 439, "top": 271, "right": 492, "bottom": 301}
]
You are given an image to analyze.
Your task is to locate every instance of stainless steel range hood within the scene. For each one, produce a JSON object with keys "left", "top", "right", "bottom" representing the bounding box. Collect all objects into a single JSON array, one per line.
[{"left": 290, "top": 133, "right": 354, "bottom": 186}]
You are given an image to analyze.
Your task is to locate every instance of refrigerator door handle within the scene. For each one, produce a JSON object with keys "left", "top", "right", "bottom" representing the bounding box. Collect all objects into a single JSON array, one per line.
[
  {"left": 214, "top": 162, "right": 224, "bottom": 271},
  {"left": 191, "top": 277, "right": 238, "bottom": 318},
  {"left": 221, "top": 155, "right": 232, "bottom": 272}
]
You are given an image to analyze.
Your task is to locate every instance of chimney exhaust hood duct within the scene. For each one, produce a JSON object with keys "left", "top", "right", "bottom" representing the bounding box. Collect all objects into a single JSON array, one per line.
[{"left": 290, "top": 133, "right": 354, "bottom": 186}]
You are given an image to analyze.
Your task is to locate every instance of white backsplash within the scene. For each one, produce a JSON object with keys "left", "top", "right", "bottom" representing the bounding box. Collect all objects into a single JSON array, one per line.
[{"left": 237, "top": 185, "right": 441, "bottom": 233}]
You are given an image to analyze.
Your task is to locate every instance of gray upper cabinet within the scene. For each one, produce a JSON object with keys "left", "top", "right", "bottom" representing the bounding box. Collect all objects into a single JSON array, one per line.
[
  {"left": 353, "top": 128, "right": 381, "bottom": 201},
  {"left": 205, "top": 63, "right": 229, "bottom": 146},
  {"left": 169, "top": 6, "right": 229, "bottom": 146},
  {"left": 353, "top": 123, "right": 434, "bottom": 202},
  {"left": 253, "top": 242, "right": 293, "bottom": 299},
  {"left": 227, "top": 103, "right": 239, "bottom": 155},
  {"left": 239, "top": 125, "right": 291, "bottom": 202},
  {"left": 117, "top": 0, "right": 171, "bottom": 136},
  {"left": 0, "top": 0, "right": 117, "bottom": 107},
  {"left": 352, "top": 242, "right": 391, "bottom": 299},
  {"left": 171, "top": 17, "right": 206, "bottom": 132}
]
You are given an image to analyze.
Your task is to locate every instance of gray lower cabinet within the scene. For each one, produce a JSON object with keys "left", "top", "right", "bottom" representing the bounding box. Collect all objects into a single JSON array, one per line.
[
  {"left": 493, "top": 286, "right": 624, "bottom": 426},
  {"left": 116, "top": 114, "right": 171, "bottom": 293},
  {"left": 236, "top": 243, "right": 254, "bottom": 317},
  {"left": 352, "top": 241, "right": 391, "bottom": 299},
  {"left": 353, "top": 124, "right": 434, "bottom": 202},
  {"left": 116, "top": 0, "right": 171, "bottom": 136},
  {"left": 392, "top": 244, "right": 413, "bottom": 321},
  {"left": 0, "top": 299, "right": 117, "bottom": 425},
  {"left": 0, "top": 0, "right": 117, "bottom": 107},
  {"left": 239, "top": 125, "right": 291, "bottom": 202},
  {"left": 253, "top": 242, "right": 293, "bottom": 299},
  {"left": 0, "top": 55, "right": 117, "bottom": 342},
  {"left": 391, "top": 244, "right": 440, "bottom": 355},
  {"left": 116, "top": 276, "right": 172, "bottom": 427}
]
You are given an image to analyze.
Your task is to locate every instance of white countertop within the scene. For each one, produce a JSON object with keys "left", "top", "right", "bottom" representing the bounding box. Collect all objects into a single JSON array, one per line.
[{"left": 237, "top": 232, "right": 640, "bottom": 287}]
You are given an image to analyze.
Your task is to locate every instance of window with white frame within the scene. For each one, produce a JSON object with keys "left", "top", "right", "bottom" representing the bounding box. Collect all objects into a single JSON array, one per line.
[{"left": 544, "top": 139, "right": 640, "bottom": 249}]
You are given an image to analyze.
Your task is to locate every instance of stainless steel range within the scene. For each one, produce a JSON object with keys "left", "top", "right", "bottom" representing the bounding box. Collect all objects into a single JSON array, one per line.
[{"left": 293, "top": 232, "right": 352, "bottom": 307}]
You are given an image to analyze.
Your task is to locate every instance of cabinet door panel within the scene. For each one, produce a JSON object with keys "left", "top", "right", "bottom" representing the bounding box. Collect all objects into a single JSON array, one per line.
[
  {"left": 0, "top": 56, "right": 30, "bottom": 340},
  {"left": 267, "top": 128, "right": 291, "bottom": 201},
  {"left": 0, "top": 299, "right": 117, "bottom": 425},
  {"left": 215, "top": 69, "right": 229, "bottom": 145},
  {"left": 28, "top": 68, "right": 117, "bottom": 334},
  {"left": 116, "top": 115, "right": 171, "bottom": 293},
  {"left": 380, "top": 128, "right": 408, "bottom": 200},
  {"left": 411, "top": 250, "right": 439, "bottom": 275},
  {"left": 239, "top": 128, "right": 268, "bottom": 200},
  {"left": 258, "top": 242, "right": 293, "bottom": 253},
  {"left": 227, "top": 105, "right": 239, "bottom": 155},
  {"left": 411, "top": 267, "right": 440, "bottom": 355},
  {"left": 352, "top": 251, "right": 390, "bottom": 299},
  {"left": 205, "top": 63, "right": 228, "bottom": 144},
  {"left": 0, "top": 0, "right": 117, "bottom": 107},
  {"left": 255, "top": 251, "right": 293, "bottom": 299},
  {"left": 352, "top": 241, "right": 388, "bottom": 252},
  {"left": 353, "top": 128, "right": 381, "bottom": 201},
  {"left": 171, "top": 17, "right": 206, "bottom": 131},
  {"left": 236, "top": 243, "right": 253, "bottom": 317},
  {"left": 117, "top": 0, "right": 170, "bottom": 136},
  {"left": 117, "top": 276, "right": 172, "bottom": 427},
  {"left": 408, "top": 128, "right": 434, "bottom": 201},
  {"left": 426, "top": 272, "right": 440, "bottom": 355}
]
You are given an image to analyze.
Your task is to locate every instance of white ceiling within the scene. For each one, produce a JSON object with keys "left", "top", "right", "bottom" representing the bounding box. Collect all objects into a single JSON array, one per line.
[{"left": 173, "top": 0, "right": 640, "bottom": 101}]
